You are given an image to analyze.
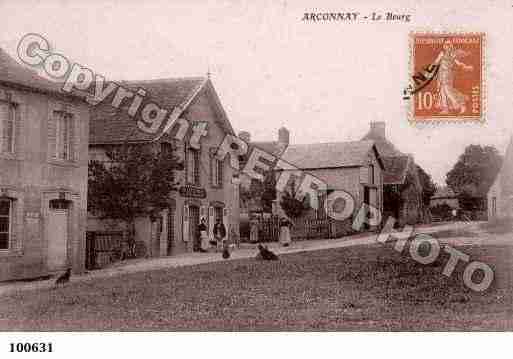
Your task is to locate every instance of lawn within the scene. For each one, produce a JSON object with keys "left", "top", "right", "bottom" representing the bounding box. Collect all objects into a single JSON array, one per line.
[{"left": 1, "top": 242, "right": 512, "bottom": 331}]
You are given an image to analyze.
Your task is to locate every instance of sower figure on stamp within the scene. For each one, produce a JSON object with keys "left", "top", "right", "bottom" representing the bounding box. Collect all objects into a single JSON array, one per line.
[{"left": 433, "top": 38, "right": 473, "bottom": 114}]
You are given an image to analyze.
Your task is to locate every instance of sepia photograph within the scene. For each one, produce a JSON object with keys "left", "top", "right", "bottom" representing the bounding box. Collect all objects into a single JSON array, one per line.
[{"left": 0, "top": 0, "right": 512, "bottom": 355}]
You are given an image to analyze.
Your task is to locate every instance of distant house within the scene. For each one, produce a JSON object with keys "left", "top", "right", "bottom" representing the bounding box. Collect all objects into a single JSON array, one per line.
[
  {"left": 238, "top": 127, "right": 289, "bottom": 217},
  {"left": 0, "top": 49, "right": 90, "bottom": 281},
  {"left": 487, "top": 137, "right": 513, "bottom": 219},
  {"left": 431, "top": 187, "right": 459, "bottom": 209},
  {"left": 361, "top": 122, "right": 425, "bottom": 225},
  {"left": 88, "top": 77, "right": 240, "bottom": 257},
  {"left": 279, "top": 140, "right": 385, "bottom": 229}
]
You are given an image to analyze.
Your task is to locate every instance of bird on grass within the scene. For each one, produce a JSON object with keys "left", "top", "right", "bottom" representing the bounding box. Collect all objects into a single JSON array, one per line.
[
  {"left": 256, "top": 244, "right": 279, "bottom": 261},
  {"left": 54, "top": 268, "right": 71, "bottom": 286}
]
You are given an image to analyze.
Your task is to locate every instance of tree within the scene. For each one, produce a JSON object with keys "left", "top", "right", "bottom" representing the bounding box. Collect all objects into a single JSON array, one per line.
[
  {"left": 446, "top": 144, "right": 502, "bottom": 210},
  {"left": 240, "top": 171, "right": 277, "bottom": 213},
  {"left": 88, "top": 143, "right": 183, "bottom": 243},
  {"left": 416, "top": 164, "right": 437, "bottom": 206},
  {"left": 279, "top": 179, "right": 308, "bottom": 219}
]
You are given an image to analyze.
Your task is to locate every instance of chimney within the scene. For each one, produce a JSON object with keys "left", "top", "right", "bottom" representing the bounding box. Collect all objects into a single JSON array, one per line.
[
  {"left": 370, "top": 121, "right": 386, "bottom": 139},
  {"left": 238, "top": 131, "right": 251, "bottom": 143},
  {"left": 278, "top": 127, "right": 289, "bottom": 148}
]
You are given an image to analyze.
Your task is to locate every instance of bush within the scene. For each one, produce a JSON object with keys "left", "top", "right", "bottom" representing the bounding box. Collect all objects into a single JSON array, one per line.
[{"left": 430, "top": 203, "right": 454, "bottom": 221}]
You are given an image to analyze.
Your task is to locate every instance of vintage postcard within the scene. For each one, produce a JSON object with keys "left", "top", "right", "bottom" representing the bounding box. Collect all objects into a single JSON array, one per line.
[{"left": 0, "top": 0, "right": 512, "bottom": 357}]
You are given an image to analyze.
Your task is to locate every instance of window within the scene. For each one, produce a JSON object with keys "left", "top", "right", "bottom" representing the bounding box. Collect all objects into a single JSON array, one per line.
[
  {"left": 0, "top": 199, "right": 11, "bottom": 250},
  {"left": 211, "top": 156, "right": 223, "bottom": 188},
  {"left": 187, "top": 148, "right": 200, "bottom": 185},
  {"left": 369, "top": 164, "right": 375, "bottom": 185},
  {"left": 214, "top": 206, "right": 223, "bottom": 223},
  {"left": 49, "top": 110, "right": 75, "bottom": 161},
  {"left": 0, "top": 102, "right": 15, "bottom": 153}
]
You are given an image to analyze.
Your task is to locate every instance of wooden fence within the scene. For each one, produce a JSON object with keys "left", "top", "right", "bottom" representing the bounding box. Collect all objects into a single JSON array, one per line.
[
  {"left": 251, "top": 216, "right": 354, "bottom": 242},
  {"left": 85, "top": 231, "right": 125, "bottom": 270}
]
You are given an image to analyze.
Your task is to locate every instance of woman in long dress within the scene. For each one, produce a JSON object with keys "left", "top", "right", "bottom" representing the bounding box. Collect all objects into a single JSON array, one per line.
[
  {"left": 249, "top": 217, "right": 259, "bottom": 243},
  {"left": 433, "top": 38, "right": 473, "bottom": 114},
  {"left": 279, "top": 217, "right": 292, "bottom": 247},
  {"left": 198, "top": 218, "right": 209, "bottom": 252}
]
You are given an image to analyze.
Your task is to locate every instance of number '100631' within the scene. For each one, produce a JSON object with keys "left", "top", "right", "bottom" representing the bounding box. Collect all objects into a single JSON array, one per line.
[{"left": 9, "top": 343, "right": 53, "bottom": 352}]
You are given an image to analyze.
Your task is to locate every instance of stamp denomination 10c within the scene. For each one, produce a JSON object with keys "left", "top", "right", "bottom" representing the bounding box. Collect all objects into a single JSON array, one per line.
[{"left": 409, "top": 32, "right": 484, "bottom": 122}]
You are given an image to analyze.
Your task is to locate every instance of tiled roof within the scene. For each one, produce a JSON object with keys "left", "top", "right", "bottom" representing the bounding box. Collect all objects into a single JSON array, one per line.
[
  {"left": 432, "top": 187, "right": 457, "bottom": 199},
  {"left": 90, "top": 77, "right": 207, "bottom": 144},
  {"left": 0, "top": 48, "right": 70, "bottom": 96},
  {"left": 281, "top": 140, "right": 381, "bottom": 169},
  {"left": 251, "top": 141, "right": 285, "bottom": 157},
  {"left": 382, "top": 156, "right": 410, "bottom": 185}
]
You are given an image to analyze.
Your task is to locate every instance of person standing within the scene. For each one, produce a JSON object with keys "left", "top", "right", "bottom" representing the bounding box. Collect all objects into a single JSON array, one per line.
[
  {"left": 249, "top": 217, "right": 259, "bottom": 243},
  {"left": 213, "top": 217, "right": 227, "bottom": 252},
  {"left": 279, "top": 216, "right": 292, "bottom": 247},
  {"left": 198, "top": 218, "right": 208, "bottom": 252}
]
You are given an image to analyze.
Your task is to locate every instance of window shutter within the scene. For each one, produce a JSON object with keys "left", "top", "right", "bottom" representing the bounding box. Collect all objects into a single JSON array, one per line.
[
  {"left": 223, "top": 208, "right": 229, "bottom": 226},
  {"left": 69, "top": 115, "right": 77, "bottom": 161},
  {"left": 194, "top": 150, "right": 200, "bottom": 185},
  {"left": 182, "top": 204, "right": 189, "bottom": 242},
  {"left": 208, "top": 206, "right": 214, "bottom": 239},
  {"left": 0, "top": 103, "right": 8, "bottom": 152},
  {"left": 218, "top": 159, "right": 224, "bottom": 188},
  {"left": 209, "top": 148, "right": 214, "bottom": 187},
  {"left": 48, "top": 112, "right": 57, "bottom": 159},
  {"left": 14, "top": 104, "right": 21, "bottom": 153}
]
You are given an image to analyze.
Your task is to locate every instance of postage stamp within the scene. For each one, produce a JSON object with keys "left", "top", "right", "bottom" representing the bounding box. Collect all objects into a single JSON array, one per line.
[{"left": 409, "top": 32, "right": 485, "bottom": 122}]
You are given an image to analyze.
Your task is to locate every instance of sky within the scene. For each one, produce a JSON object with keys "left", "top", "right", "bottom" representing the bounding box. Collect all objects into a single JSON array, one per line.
[{"left": 1, "top": 0, "right": 512, "bottom": 185}]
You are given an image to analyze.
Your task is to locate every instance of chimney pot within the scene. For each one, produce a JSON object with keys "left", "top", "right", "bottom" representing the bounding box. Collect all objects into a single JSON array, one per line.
[
  {"left": 278, "top": 127, "right": 289, "bottom": 147},
  {"left": 370, "top": 121, "right": 386, "bottom": 139}
]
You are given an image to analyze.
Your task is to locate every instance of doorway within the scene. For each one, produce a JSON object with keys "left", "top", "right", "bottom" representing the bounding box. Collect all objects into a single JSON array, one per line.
[
  {"left": 188, "top": 205, "right": 201, "bottom": 251},
  {"left": 47, "top": 199, "right": 70, "bottom": 271},
  {"left": 363, "top": 187, "right": 370, "bottom": 230}
]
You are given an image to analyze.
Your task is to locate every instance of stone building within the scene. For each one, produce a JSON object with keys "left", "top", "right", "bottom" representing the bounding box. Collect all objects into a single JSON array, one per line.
[
  {"left": 279, "top": 140, "right": 385, "bottom": 229},
  {"left": 361, "top": 122, "right": 425, "bottom": 225},
  {"left": 0, "top": 48, "right": 90, "bottom": 281},
  {"left": 488, "top": 136, "right": 513, "bottom": 219},
  {"left": 88, "top": 77, "right": 240, "bottom": 256}
]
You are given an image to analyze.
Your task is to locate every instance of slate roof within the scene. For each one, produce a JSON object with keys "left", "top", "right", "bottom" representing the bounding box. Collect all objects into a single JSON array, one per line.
[
  {"left": 281, "top": 140, "right": 383, "bottom": 169},
  {"left": 251, "top": 141, "right": 285, "bottom": 157},
  {"left": 0, "top": 48, "right": 71, "bottom": 97},
  {"left": 432, "top": 187, "right": 457, "bottom": 199},
  {"left": 382, "top": 156, "right": 410, "bottom": 185},
  {"left": 90, "top": 77, "right": 235, "bottom": 144}
]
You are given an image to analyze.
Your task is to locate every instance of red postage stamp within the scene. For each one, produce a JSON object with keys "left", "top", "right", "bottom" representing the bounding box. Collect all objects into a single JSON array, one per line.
[{"left": 409, "top": 32, "right": 485, "bottom": 122}]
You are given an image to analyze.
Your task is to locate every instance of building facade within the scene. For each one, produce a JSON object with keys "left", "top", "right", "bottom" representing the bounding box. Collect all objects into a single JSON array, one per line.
[
  {"left": 278, "top": 140, "right": 385, "bottom": 228},
  {"left": 88, "top": 77, "right": 239, "bottom": 256},
  {"left": 0, "top": 49, "right": 90, "bottom": 281},
  {"left": 362, "top": 122, "right": 426, "bottom": 225},
  {"left": 488, "top": 137, "right": 513, "bottom": 219}
]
